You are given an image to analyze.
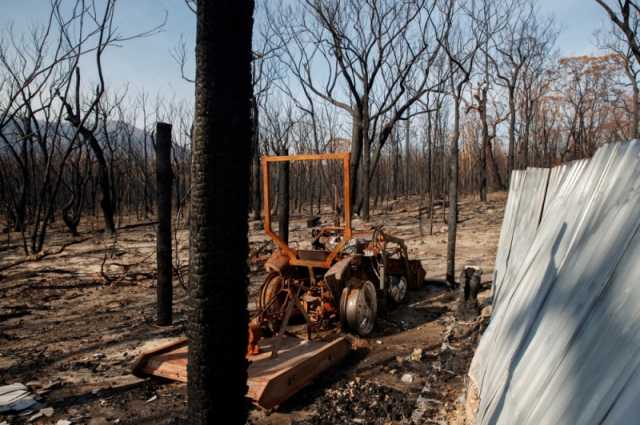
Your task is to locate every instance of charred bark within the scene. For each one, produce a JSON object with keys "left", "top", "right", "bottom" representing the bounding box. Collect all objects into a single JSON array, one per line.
[
  {"left": 278, "top": 147, "right": 290, "bottom": 243},
  {"left": 350, "top": 108, "right": 364, "bottom": 211},
  {"left": 250, "top": 95, "right": 261, "bottom": 220},
  {"left": 361, "top": 96, "right": 371, "bottom": 221},
  {"left": 507, "top": 85, "right": 516, "bottom": 181},
  {"left": 156, "top": 122, "right": 173, "bottom": 326},
  {"left": 479, "top": 86, "right": 489, "bottom": 202},
  {"left": 188, "top": 0, "right": 254, "bottom": 423}
]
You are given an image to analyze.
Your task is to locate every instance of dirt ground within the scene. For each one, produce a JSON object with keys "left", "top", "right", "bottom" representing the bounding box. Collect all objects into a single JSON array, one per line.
[{"left": 0, "top": 192, "right": 505, "bottom": 425}]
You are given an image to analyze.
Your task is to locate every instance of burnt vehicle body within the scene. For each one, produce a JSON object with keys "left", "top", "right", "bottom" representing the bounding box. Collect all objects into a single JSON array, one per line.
[{"left": 251, "top": 152, "right": 425, "bottom": 350}]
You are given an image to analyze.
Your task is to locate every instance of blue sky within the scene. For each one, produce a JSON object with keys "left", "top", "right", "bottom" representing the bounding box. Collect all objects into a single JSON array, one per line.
[{"left": 1, "top": 0, "right": 612, "bottom": 107}]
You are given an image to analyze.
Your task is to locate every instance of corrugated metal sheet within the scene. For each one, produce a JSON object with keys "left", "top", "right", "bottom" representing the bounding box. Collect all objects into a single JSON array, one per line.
[{"left": 470, "top": 141, "right": 640, "bottom": 425}]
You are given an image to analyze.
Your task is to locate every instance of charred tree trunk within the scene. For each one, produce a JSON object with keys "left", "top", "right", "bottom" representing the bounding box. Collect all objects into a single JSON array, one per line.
[
  {"left": 479, "top": 86, "right": 489, "bottom": 202},
  {"left": 62, "top": 116, "right": 117, "bottom": 236},
  {"left": 1, "top": 131, "right": 30, "bottom": 233},
  {"left": 405, "top": 111, "right": 411, "bottom": 198},
  {"left": 522, "top": 93, "right": 531, "bottom": 169},
  {"left": 62, "top": 148, "right": 89, "bottom": 237},
  {"left": 457, "top": 266, "right": 481, "bottom": 320},
  {"left": 143, "top": 130, "right": 151, "bottom": 218},
  {"left": 507, "top": 85, "right": 516, "bottom": 182},
  {"left": 91, "top": 137, "right": 116, "bottom": 234},
  {"left": 251, "top": 95, "right": 261, "bottom": 220},
  {"left": 83, "top": 129, "right": 116, "bottom": 234},
  {"left": 361, "top": 96, "right": 371, "bottom": 221},
  {"left": 156, "top": 122, "right": 173, "bottom": 326},
  {"left": 278, "top": 147, "right": 290, "bottom": 243},
  {"left": 631, "top": 73, "right": 640, "bottom": 139},
  {"left": 393, "top": 126, "right": 400, "bottom": 200},
  {"left": 427, "top": 112, "right": 434, "bottom": 236},
  {"left": 349, "top": 108, "right": 363, "bottom": 211},
  {"left": 62, "top": 195, "right": 81, "bottom": 236},
  {"left": 188, "top": 1, "right": 254, "bottom": 423},
  {"left": 15, "top": 175, "right": 28, "bottom": 233},
  {"left": 487, "top": 139, "right": 506, "bottom": 190}
]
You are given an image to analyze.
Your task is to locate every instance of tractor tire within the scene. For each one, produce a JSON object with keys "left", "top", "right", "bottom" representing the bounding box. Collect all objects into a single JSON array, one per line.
[
  {"left": 340, "top": 280, "right": 377, "bottom": 336},
  {"left": 388, "top": 275, "right": 408, "bottom": 304},
  {"left": 257, "top": 273, "right": 287, "bottom": 333}
]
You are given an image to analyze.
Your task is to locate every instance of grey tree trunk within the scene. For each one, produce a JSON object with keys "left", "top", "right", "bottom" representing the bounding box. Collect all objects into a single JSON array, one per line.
[
  {"left": 188, "top": 1, "right": 254, "bottom": 423},
  {"left": 447, "top": 96, "right": 461, "bottom": 285},
  {"left": 156, "top": 122, "right": 173, "bottom": 326}
]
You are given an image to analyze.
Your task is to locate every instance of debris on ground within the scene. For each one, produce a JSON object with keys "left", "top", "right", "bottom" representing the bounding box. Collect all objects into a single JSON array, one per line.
[
  {"left": 27, "top": 406, "right": 54, "bottom": 422},
  {"left": 401, "top": 373, "right": 415, "bottom": 384},
  {"left": 1, "top": 193, "right": 504, "bottom": 424},
  {"left": 294, "top": 378, "right": 416, "bottom": 425},
  {"left": 410, "top": 348, "right": 423, "bottom": 362},
  {"left": 0, "top": 384, "right": 39, "bottom": 413}
]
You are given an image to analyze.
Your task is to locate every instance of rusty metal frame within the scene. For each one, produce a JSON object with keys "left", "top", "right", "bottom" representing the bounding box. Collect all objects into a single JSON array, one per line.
[{"left": 262, "top": 152, "right": 352, "bottom": 269}]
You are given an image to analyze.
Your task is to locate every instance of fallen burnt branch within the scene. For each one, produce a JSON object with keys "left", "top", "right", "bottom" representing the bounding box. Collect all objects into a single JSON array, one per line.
[
  {"left": 100, "top": 240, "right": 155, "bottom": 285},
  {"left": 0, "top": 236, "right": 92, "bottom": 274},
  {"left": 116, "top": 221, "right": 159, "bottom": 231}
]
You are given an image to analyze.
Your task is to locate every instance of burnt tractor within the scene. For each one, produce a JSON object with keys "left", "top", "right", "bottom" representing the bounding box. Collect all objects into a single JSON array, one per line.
[
  {"left": 134, "top": 152, "right": 426, "bottom": 410},
  {"left": 249, "top": 152, "right": 425, "bottom": 354}
]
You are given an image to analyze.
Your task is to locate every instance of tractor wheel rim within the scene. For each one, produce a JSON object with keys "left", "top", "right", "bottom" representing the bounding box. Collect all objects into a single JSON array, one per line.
[{"left": 347, "top": 281, "right": 377, "bottom": 335}]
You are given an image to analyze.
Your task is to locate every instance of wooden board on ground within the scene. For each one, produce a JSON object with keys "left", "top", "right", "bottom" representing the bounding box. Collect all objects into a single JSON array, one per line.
[{"left": 132, "top": 335, "right": 351, "bottom": 410}]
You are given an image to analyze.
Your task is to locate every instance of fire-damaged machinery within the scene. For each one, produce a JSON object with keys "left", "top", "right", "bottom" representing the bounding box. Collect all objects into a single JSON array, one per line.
[
  {"left": 133, "top": 152, "right": 425, "bottom": 410},
  {"left": 249, "top": 152, "right": 425, "bottom": 353}
]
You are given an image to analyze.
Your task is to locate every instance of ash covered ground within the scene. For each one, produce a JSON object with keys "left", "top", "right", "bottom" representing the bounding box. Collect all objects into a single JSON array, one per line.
[{"left": 1, "top": 194, "right": 503, "bottom": 424}]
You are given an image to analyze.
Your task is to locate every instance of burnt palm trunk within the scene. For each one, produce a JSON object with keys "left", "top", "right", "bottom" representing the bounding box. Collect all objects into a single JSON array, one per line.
[{"left": 188, "top": 1, "right": 254, "bottom": 423}]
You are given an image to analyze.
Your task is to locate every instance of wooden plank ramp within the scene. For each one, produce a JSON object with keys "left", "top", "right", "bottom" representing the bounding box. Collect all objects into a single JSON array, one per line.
[{"left": 132, "top": 336, "right": 351, "bottom": 410}]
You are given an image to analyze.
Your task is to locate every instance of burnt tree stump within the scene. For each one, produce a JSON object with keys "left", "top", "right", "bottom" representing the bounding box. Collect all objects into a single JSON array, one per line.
[{"left": 457, "top": 266, "right": 481, "bottom": 320}]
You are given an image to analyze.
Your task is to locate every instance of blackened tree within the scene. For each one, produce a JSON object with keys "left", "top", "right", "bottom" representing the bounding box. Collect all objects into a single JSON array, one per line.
[{"left": 187, "top": 0, "right": 255, "bottom": 424}]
